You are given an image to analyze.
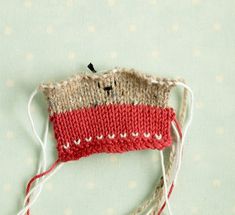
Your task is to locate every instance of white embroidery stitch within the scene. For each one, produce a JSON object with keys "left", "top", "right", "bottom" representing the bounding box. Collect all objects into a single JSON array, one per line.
[
  {"left": 108, "top": 134, "right": 115, "bottom": 139},
  {"left": 155, "top": 133, "right": 162, "bottom": 140},
  {"left": 144, "top": 132, "right": 151, "bottom": 138},
  {"left": 74, "top": 139, "right": 81, "bottom": 145},
  {"left": 77, "top": 132, "right": 159, "bottom": 142},
  {"left": 63, "top": 142, "right": 70, "bottom": 149},
  {"left": 85, "top": 137, "right": 92, "bottom": 142},
  {"left": 131, "top": 132, "right": 139, "bottom": 137},
  {"left": 120, "top": 133, "right": 127, "bottom": 138},
  {"left": 96, "top": 135, "right": 103, "bottom": 140}
]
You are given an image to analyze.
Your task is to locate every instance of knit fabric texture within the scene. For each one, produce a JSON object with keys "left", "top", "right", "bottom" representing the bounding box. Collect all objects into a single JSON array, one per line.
[{"left": 40, "top": 68, "right": 178, "bottom": 162}]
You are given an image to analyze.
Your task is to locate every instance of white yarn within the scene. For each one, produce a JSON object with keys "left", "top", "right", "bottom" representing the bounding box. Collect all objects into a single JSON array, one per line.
[
  {"left": 171, "top": 122, "right": 181, "bottom": 180},
  {"left": 17, "top": 88, "right": 49, "bottom": 215},
  {"left": 160, "top": 150, "right": 173, "bottom": 215},
  {"left": 27, "top": 89, "right": 47, "bottom": 171}
]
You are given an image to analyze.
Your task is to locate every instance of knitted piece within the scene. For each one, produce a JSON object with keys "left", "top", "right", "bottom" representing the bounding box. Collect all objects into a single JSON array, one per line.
[
  {"left": 21, "top": 67, "right": 188, "bottom": 215},
  {"left": 39, "top": 68, "right": 178, "bottom": 162}
]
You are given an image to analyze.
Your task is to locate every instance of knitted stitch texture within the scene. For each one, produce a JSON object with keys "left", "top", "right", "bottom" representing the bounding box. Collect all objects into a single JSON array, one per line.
[{"left": 39, "top": 68, "right": 178, "bottom": 162}]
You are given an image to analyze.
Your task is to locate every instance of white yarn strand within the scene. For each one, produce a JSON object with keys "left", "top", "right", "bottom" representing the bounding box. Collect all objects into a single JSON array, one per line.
[
  {"left": 160, "top": 150, "right": 173, "bottom": 215},
  {"left": 171, "top": 122, "right": 181, "bottom": 180},
  {"left": 173, "top": 82, "right": 194, "bottom": 185},
  {"left": 17, "top": 88, "right": 49, "bottom": 215},
  {"left": 22, "top": 119, "right": 49, "bottom": 209}
]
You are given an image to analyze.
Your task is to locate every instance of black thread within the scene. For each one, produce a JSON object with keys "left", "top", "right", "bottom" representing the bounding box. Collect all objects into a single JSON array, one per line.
[{"left": 87, "top": 63, "right": 97, "bottom": 73}]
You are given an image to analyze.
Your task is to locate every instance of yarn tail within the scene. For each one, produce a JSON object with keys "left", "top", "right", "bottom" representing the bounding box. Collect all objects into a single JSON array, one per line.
[
  {"left": 25, "top": 159, "right": 60, "bottom": 215},
  {"left": 157, "top": 117, "right": 183, "bottom": 215},
  {"left": 173, "top": 117, "right": 182, "bottom": 139},
  {"left": 157, "top": 183, "right": 174, "bottom": 215}
]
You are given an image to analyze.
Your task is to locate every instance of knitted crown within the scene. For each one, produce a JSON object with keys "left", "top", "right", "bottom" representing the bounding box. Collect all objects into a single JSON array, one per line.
[{"left": 40, "top": 68, "right": 177, "bottom": 162}]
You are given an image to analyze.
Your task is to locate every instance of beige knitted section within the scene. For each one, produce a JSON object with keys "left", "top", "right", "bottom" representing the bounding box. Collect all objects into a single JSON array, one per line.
[{"left": 39, "top": 68, "right": 177, "bottom": 116}]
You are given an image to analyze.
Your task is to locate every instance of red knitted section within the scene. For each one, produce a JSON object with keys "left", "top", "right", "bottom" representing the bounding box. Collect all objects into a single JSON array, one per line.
[{"left": 50, "top": 104, "right": 176, "bottom": 162}]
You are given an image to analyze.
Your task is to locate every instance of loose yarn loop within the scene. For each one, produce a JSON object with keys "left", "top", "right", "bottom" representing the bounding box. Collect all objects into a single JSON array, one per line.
[
  {"left": 17, "top": 89, "right": 48, "bottom": 215},
  {"left": 17, "top": 89, "right": 61, "bottom": 215}
]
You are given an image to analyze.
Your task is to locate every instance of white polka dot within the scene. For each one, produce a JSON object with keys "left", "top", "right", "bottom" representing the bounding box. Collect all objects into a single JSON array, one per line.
[
  {"left": 192, "top": 0, "right": 201, "bottom": 5},
  {"left": 192, "top": 48, "right": 201, "bottom": 57},
  {"left": 110, "top": 51, "right": 118, "bottom": 59},
  {"left": 3, "top": 183, "right": 12, "bottom": 192},
  {"left": 195, "top": 101, "right": 204, "bottom": 109},
  {"left": 216, "top": 127, "right": 224, "bottom": 135},
  {"left": 190, "top": 206, "right": 199, "bottom": 214},
  {"left": 86, "top": 181, "right": 96, "bottom": 190},
  {"left": 128, "top": 180, "right": 137, "bottom": 189},
  {"left": 128, "top": 24, "right": 136, "bottom": 32},
  {"left": 110, "top": 155, "right": 118, "bottom": 162},
  {"left": 213, "top": 23, "right": 221, "bottom": 31},
  {"left": 215, "top": 74, "right": 224, "bottom": 83},
  {"left": 105, "top": 207, "right": 116, "bottom": 215},
  {"left": 171, "top": 24, "right": 179, "bottom": 32},
  {"left": 174, "top": 76, "right": 181, "bottom": 80},
  {"left": 26, "top": 157, "right": 34, "bottom": 165},
  {"left": 64, "top": 207, "right": 72, "bottom": 215},
  {"left": 46, "top": 25, "right": 54, "bottom": 34},
  {"left": 232, "top": 206, "right": 235, "bottom": 214},
  {"left": 30, "top": 104, "right": 37, "bottom": 113},
  {"left": 25, "top": 52, "right": 34, "bottom": 61},
  {"left": 87, "top": 25, "right": 96, "bottom": 33},
  {"left": 151, "top": 50, "right": 160, "bottom": 59},
  {"left": 212, "top": 179, "right": 221, "bottom": 188},
  {"left": 149, "top": 0, "right": 157, "bottom": 5},
  {"left": 66, "top": 0, "right": 75, "bottom": 7},
  {"left": 45, "top": 182, "right": 53, "bottom": 191},
  {"left": 107, "top": 0, "right": 117, "bottom": 7},
  {"left": 24, "top": 0, "right": 32, "bottom": 8},
  {"left": 152, "top": 153, "right": 159, "bottom": 162},
  {"left": 4, "top": 26, "right": 13, "bottom": 35},
  {"left": 5, "top": 79, "right": 15, "bottom": 88},
  {"left": 68, "top": 51, "right": 76, "bottom": 61},
  {"left": 6, "top": 130, "right": 14, "bottom": 140},
  {"left": 192, "top": 154, "right": 201, "bottom": 162}
]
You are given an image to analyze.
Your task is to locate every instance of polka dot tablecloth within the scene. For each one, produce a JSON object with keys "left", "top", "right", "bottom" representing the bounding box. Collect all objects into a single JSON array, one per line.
[{"left": 0, "top": 0, "right": 234, "bottom": 214}]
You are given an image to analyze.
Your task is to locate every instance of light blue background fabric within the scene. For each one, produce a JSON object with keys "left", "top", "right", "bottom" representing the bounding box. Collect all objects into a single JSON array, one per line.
[{"left": 0, "top": 0, "right": 234, "bottom": 215}]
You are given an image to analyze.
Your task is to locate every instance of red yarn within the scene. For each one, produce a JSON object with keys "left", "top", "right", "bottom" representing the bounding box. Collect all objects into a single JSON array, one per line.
[
  {"left": 157, "top": 117, "right": 183, "bottom": 215},
  {"left": 173, "top": 118, "right": 182, "bottom": 139},
  {"left": 49, "top": 104, "right": 176, "bottom": 162},
  {"left": 158, "top": 183, "right": 174, "bottom": 215},
  {"left": 25, "top": 159, "right": 60, "bottom": 215}
]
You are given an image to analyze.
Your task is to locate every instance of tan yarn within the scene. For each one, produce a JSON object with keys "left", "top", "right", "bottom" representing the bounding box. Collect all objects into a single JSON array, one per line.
[{"left": 39, "top": 68, "right": 176, "bottom": 116}]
